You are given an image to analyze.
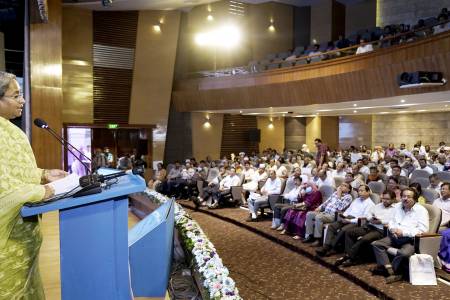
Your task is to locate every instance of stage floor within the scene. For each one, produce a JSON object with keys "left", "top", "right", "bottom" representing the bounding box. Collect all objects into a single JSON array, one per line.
[{"left": 39, "top": 210, "right": 168, "bottom": 300}]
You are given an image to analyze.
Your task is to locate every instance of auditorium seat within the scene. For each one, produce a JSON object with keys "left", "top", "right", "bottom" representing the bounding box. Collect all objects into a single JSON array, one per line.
[
  {"left": 368, "top": 181, "right": 385, "bottom": 195},
  {"left": 277, "top": 51, "right": 291, "bottom": 60},
  {"left": 411, "top": 177, "right": 430, "bottom": 189},
  {"left": 319, "top": 184, "right": 335, "bottom": 201},
  {"left": 436, "top": 171, "right": 450, "bottom": 182},
  {"left": 421, "top": 188, "right": 440, "bottom": 204},
  {"left": 410, "top": 169, "right": 432, "bottom": 181},
  {"left": 267, "top": 62, "right": 280, "bottom": 70}
]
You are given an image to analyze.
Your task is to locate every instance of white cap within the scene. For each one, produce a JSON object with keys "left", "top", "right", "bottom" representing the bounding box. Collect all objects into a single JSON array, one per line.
[{"left": 259, "top": 164, "right": 266, "bottom": 169}]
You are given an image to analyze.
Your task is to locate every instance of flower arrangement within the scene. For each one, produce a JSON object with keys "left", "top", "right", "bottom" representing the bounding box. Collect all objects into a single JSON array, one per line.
[{"left": 145, "top": 189, "right": 242, "bottom": 300}]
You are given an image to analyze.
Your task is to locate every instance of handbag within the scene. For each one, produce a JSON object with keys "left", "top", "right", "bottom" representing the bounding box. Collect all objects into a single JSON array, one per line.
[{"left": 409, "top": 254, "right": 437, "bottom": 285}]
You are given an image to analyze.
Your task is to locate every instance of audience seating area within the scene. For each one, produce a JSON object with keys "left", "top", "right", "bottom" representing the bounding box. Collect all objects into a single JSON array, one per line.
[
  {"left": 150, "top": 140, "right": 450, "bottom": 291},
  {"left": 248, "top": 8, "right": 450, "bottom": 73}
]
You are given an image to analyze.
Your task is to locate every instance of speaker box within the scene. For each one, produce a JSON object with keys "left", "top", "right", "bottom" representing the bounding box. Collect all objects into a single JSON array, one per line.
[{"left": 248, "top": 129, "right": 261, "bottom": 143}]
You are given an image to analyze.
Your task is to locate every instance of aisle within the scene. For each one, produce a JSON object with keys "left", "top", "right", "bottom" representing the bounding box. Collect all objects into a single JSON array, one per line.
[{"left": 187, "top": 209, "right": 376, "bottom": 300}]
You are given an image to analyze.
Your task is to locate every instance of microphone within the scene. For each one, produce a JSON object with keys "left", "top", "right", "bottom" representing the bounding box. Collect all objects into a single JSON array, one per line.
[
  {"left": 79, "top": 168, "right": 143, "bottom": 187},
  {"left": 34, "top": 118, "right": 92, "bottom": 177}
]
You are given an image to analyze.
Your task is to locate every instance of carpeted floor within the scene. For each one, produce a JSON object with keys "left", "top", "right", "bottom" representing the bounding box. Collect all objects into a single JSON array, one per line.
[
  {"left": 186, "top": 208, "right": 376, "bottom": 300},
  {"left": 180, "top": 200, "right": 450, "bottom": 300}
]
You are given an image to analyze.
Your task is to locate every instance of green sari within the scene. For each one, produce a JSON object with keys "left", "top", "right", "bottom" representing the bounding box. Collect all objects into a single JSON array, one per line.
[{"left": 0, "top": 116, "right": 46, "bottom": 299}]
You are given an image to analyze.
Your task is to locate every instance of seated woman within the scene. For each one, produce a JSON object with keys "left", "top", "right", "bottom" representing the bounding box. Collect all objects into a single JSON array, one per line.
[
  {"left": 280, "top": 183, "right": 322, "bottom": 240},
  {"left": 409, "top": 182, "right": 427, "bottom": 204}
]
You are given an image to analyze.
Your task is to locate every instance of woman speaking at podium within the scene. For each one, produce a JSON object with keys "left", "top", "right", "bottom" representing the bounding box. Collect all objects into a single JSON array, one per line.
[{"left": 0, "top": 71, "right": 67, "bottom": 299}]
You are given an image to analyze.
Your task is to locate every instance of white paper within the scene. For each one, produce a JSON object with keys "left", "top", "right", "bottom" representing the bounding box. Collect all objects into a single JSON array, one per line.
[{"left": 48, "top": 173, "right": 80, "bottom": 195}]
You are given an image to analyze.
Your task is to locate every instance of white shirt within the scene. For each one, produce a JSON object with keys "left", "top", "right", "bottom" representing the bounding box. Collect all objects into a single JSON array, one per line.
[
  {"left": 219, "top": 174, "right": 240, "bottom": 190},
  {"left": 332, "top": 169, "right": 346, "bottom": 178},
  {"left": 276, "top": 165, "right": 288, "bottom": 178},
  {"left": 350, "top": 152, "right": 362, "bottom": 164},
  {"left": 242, "top": 168, "right": 255, "bottom": 181},
  {"left": 416, "top": 166, "right": 433, "bottom": 176},
  {"left": 343, "top": 197, "right": 375, "bottom": 223},
  {"left": 359, "top": 165, "right": 370, "bottom": 176},
  {"left": 388, "top": 203, "right": 429, "bottom": 237},
  {"left": 433, "top": 197, "right": 450, "bottom": 227},
  {"left": 367, "top": 203, "right": 396, "bottom": 230},
  {"left": 434, "top": 163, "right": 445, "bottom": 172},
  {"left": 428, "top": 183, "right": 442, "bottom": 193},
  {"left": 261, "top": 177, "right": 282, "bottom": 195},
  {"left": 283, "top": 186, "right": 301, "bottom": 203},
  {"left": 317, "top": 176, "right": 335, "bottom": 188},
  {"left": 181, "top": 168, "right": 195, "bottom": 180},
  {"left": 356, "top": 44, "right": 373, "bottom": 54}
]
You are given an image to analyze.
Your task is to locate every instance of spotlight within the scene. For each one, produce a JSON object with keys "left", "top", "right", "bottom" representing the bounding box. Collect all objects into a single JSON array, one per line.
[
  {"left": 203, "top": 115, "right": 211, "bottom": 128},
  {"left": 207, "top": 14, "right": 214, "bottom": 21},
  {"left": 268, "top": 24, "right": 275, "bottom": 32},
  {"left": 268, "top": 122, "right": 274, "bottom": 129},
  {"left": 153, "top": 24, "right": 161, "bottom": 33}
]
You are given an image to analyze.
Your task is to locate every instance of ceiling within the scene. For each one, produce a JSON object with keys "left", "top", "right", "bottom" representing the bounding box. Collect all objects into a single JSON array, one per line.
[
  {"left": 62, "top": 0, "right": 364, "bottom": 11},
  {"left": 197, "top": 91, "right": 450, "bottom": 117}
]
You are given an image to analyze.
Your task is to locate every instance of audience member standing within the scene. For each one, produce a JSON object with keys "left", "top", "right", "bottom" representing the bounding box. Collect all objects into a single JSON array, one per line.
[{"left": 314, "top": 138, "right": 328, "bottom": 167}]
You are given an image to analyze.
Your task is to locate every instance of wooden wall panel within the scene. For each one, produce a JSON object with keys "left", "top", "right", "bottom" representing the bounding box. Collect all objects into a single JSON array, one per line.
[
  {"left": 173, "top": 32, "right": 450, "bottom": 112},
  {"left": 31, "top": 0, "right": 63, "bottom": 169},
  {"left": 93, "top": 11, "right": 138, "bottom": 124},
  {"left": 220, "top": 115, "right": 258, "bottom": 157}
]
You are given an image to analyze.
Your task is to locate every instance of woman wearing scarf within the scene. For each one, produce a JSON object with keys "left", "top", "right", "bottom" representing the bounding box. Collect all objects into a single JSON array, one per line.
[
  {"left": 0, "top": 71, "right": 66, "bottom": 299},
  {"left": 280, "top": 183, "right": 323, "bottom": 239}
]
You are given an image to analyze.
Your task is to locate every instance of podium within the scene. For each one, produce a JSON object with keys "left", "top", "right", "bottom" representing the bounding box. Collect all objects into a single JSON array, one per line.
[{"left": 20, "top": 172, "right": 173, "bottom": 300}]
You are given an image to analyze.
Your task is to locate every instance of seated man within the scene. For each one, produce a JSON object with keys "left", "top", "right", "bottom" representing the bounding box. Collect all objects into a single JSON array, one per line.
[
  {"left": 202, "top": 166, "right": 226, "bottom": 206},
  {"left": 242, "top": 164, "right": 268, "bottom": 205},
  {"left": 428, "top": 174, "right": 442, "bottom": 193},
  {"left": 410, "top": 158, "right": 433, "bottom": 176},
  {"left": 390, "top": 165, "right": 409, "bottom": 187},
  {"left": 302, "top": 182, "right": 353, "bottom": 246},
  {"left": 210, "top": 167, "right": 241, "bottom": 208},
  {"left": 271, "top": 176, "right": 303, "bottom": 229},
  {"left": 247, "top": 170, "right": 281, "bottom": 221},
  {"left": 316, "top": 185, "right": 375, "bottom": 257},
  {"left": 433, "top": 182, "right": 450, "bottom": 231},
  {"left": 166, "top": 161, "right": 182, "bottom": 197},
  {"left": 317, "top": 169, "right": 335, "bottom": 188},
  {"left": 355, "top": 38, "right": 373, "bottom": 55},
  {"left": 335, "top": 190, "right": 397, "bottom": 267},
  {"left": 371, "top": 187, "right": 429, "bottom": 284}
]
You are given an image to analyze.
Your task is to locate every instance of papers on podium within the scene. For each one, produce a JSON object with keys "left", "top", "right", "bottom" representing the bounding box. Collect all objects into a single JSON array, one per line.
[{"left": 48, "top": 173, "right": 80, "bottom": 195}]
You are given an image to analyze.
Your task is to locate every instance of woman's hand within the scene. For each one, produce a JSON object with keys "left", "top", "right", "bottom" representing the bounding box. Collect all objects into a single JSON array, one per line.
[
  {"left": 44, "top": 169, "right": 68, "bottom": 183},
  {"left": 43, "top": 184, "right": 55, "bottom": 200}
]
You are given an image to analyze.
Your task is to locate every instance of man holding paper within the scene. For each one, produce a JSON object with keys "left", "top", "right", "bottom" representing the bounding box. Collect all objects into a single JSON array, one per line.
[{"left": 0, "top": 71, "right": 67, "bottom": 299}]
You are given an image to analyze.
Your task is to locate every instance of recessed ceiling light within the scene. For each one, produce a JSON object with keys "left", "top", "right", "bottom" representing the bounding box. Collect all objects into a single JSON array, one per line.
[
  {"left": 353, "top": 104, "right": 357, "bottom": 107},
  {"left": 398, "top": 111, "right": 407, "bottom": 113},
  {"left": 379, "top": 112, "right": 389, "bottom": 114},
  {"left": 416, "top": 109, "right": 427, "bottom": 112},
  {"left": 353, "top": 110, "right": 357, "bottom": 113},
  {"left": 400, "top": 99, "right": 406, "bottom": 103},
  {"left": 282, "top": 114, "right": 285, "bottom": 117},
  {"left": 317, "top": 109, "right": 332, "bottom": 112},
  {"left": 239, "top": 110, "right": 243, "bottom": 113},
  {"left": 446, "top": 105, "right": 449, "bottom": 107}
]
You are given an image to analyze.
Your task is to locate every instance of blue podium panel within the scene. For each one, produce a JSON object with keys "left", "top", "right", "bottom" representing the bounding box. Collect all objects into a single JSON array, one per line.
[
  {"left": 20, "top": 173, "right": 147, "bottom": 300},
  {"left": 60, "top": 197, "right": 131, "bottom": 300},
  {"left": 128, "top": 199, "right": 175, "bottom": 297}
]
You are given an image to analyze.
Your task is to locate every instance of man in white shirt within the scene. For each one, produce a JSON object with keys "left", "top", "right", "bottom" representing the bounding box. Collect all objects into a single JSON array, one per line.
[
  {"left": 332, "top": 162, "right": 347, "bottom": 178},
  {"left": 209, "top": 168, "right": 240, "bottom": 208},
  {"left": 410, "top": 158, "right": 433, "bottom": 177},
  {"left": 371, "top": 188, "right": 429, "bottom": 284},
  {"left": 241, "top": 161, "right": 255, "bottom": 183},
  {"left": 433, "top": 154, "right": 447, "bottom": 172},
  {"left": 433, "top": 182, "right": 450, "bottom": 230},
  {"left": 316, "top": 185, "right": 375, "bottom": 257},
  {"left": 335, "top": 190, "right": 397, "bottom": 267},
  {"left": 242, "top": 164, "right": 268, "bottom": 205},
  {"left": 247, "top": 170, "right": 281, "bottom": 221},
  {"left": 275, "top": 159, "right": 288, "bottom": 179},
  {"left": 428, "top": 174, "right": 442, "bottom": 193},
  {"left": 355, "top": 38, "right": 373, "bottom": 55},
  {"left": 316, "top": 170, "right": 335, "bottom": 188},
  {"left": 271, "top": 176, "right": 303, "bottom": 229}
]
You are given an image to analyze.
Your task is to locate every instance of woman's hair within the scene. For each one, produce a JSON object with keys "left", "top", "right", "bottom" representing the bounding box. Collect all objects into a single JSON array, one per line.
[
  {"left": 409, "top": 182, "right": 422, "bottom": 195},
  {"left": 0, "top": 71, "right": 16, "bottom": 98}
]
